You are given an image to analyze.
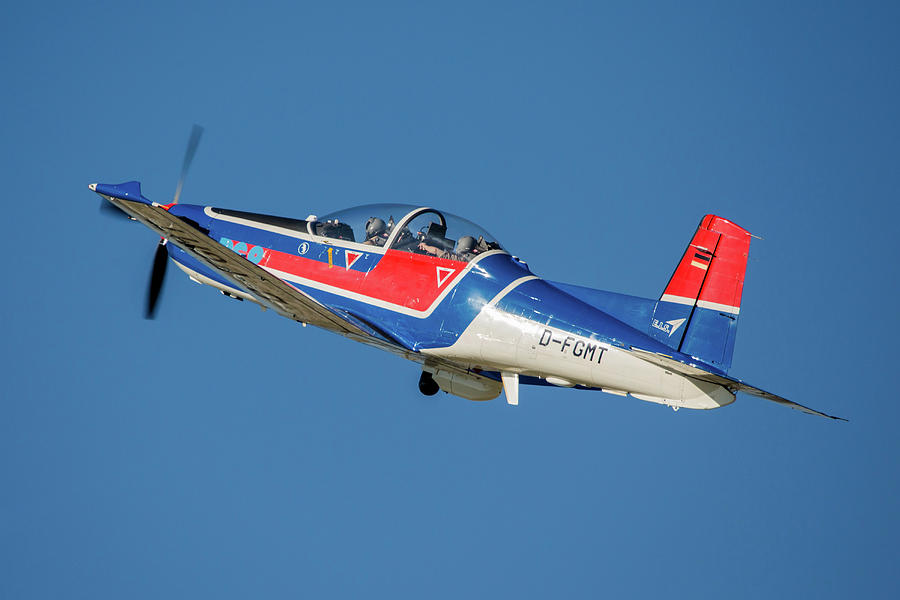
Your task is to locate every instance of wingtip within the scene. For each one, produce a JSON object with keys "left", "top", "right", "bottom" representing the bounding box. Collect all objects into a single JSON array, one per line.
[{"left": 803, "top": 406, "right": 848, "bottom": 422}]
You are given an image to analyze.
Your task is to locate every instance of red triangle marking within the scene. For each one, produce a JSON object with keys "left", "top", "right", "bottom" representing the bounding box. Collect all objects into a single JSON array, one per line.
[
  {"left": 436, "top": 266, "right": 455, "bottom": 287},
  {"left": 345, "top": 250, "right": 362, "bottom": 270}
]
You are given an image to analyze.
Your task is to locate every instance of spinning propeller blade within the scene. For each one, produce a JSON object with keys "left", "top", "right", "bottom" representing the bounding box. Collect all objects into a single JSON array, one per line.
[
  {"left": 172, "top": 124, "right": 204, "bottom": 205},
  {"left": 146, "top": 239, "right": 168, "bottom": 319}
]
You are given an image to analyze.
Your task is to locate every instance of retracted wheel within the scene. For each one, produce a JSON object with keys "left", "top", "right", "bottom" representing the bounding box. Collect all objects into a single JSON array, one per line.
[{"left": 418, "top": 371, "right": 440, "bottom": 396}]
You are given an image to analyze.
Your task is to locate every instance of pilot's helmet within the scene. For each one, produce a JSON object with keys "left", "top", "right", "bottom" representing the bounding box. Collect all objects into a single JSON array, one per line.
[
  {"left": 457, "top": 236, "right": 476, "bottom": 254},
  {"left": 366, "top": 217, "right": 386, "bottom": 238}
]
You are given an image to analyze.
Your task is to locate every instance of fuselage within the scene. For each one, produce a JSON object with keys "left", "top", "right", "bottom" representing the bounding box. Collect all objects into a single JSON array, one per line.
[{"left": 163, "top": 202, "right": 734, "bottom": 410}]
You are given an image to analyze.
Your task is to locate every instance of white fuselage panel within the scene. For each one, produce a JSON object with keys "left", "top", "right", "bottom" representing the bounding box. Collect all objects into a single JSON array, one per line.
[{"left": 423, "top": 305, "right": 734, "bottom": 410}]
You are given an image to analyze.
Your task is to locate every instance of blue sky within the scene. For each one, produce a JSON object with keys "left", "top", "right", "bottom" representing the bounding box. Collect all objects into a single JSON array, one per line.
[{"left": 2, "top": 1, "right": 899, "bottom": 597}]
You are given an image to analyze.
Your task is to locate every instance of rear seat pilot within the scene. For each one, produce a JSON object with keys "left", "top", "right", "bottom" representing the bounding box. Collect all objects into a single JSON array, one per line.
[{"left": 418, "top": 235, "right": 481, "bottom": 261}]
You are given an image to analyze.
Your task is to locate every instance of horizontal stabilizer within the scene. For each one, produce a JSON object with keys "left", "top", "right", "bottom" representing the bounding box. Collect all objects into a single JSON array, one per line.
[
  {"left": 627, "top": 347, "right": 846, "bottom": 421},
  {"left": 548, "top": 281, "right": 656, "bottom": 333},
  {"left": 728, "top": 380, "right": 847, "bottom": 421}
]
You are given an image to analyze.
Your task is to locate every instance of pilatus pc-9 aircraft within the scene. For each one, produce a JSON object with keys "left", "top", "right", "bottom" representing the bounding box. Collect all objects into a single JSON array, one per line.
[{"left": 91, "top": 127, "right": 842, "bottom": 420}]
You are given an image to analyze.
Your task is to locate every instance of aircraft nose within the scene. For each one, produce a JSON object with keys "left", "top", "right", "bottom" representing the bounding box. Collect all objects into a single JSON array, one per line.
[{"left": 88, "top": 183, "right": 97, "bottom": 191}]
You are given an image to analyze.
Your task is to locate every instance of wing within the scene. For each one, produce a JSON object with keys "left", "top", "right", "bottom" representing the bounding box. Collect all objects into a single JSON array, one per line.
[
  {"left": 627, "top": 347, "right": 846, "bottom": 421},
  {"left": 104, "top": 195, "right": 392, "bottom": 343}
]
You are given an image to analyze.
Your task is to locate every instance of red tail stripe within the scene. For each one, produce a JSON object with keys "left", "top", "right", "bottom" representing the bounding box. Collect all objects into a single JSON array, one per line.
[
  {"left": 697, "top": 216, "right": 750, "bottom": 310},
  {"left": 662, "top": 215, "right": 750, "bottom": 310}
]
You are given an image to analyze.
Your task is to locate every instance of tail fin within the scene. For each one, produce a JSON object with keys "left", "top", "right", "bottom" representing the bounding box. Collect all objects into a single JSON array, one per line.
[{"left": 648, "top": 215, "right": 751, "bottom": 372}]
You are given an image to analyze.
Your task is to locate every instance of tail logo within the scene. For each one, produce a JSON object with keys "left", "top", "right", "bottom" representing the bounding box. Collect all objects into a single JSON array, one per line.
[{"left": 651, "top": 317, "right": 686, "bottom": 337}]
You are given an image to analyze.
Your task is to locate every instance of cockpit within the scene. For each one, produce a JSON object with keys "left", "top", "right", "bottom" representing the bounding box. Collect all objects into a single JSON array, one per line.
[{"left": 313, "top": 204, "right": 504, "bottom": 262}]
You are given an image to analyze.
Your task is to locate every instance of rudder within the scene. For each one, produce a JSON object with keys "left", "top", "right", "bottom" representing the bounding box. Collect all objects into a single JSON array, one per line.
[{"left": 648, "top": 215, "right": 751, "bottom": 372}]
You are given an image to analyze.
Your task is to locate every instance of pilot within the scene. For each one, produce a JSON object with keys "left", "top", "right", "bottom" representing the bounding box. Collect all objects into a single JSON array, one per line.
[
  {"left": 459, "top": 236, "right": 494, "bottom": 259},
  {"left": 363, "top": 217, "right": 389, "bottom": 246},
  {"left": 417, "top": 235, "right": 480, "bottom": 261},
  {"left": 454, "top": 235, "right": 480, "bottom": 261}
]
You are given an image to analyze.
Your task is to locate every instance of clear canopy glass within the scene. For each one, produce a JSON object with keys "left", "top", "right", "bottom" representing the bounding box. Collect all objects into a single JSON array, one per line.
[{"left": 317, "top": 204, "right": 504, "bottom": 262}]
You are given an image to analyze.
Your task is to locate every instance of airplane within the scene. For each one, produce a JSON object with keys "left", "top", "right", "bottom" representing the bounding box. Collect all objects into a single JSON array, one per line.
[{"left": 90, "top": 127, "right": 843, "bottom": 420}]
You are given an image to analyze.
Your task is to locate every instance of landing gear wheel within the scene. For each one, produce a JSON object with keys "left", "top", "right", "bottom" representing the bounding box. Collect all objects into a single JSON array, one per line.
[{"left": 418, "top": 371, "right": 440, "bottom": 396}]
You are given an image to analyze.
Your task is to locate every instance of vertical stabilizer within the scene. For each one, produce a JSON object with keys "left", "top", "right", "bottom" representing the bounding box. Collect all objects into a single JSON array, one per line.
[{"left": 649, "top": 215, "right": 751, "bottom": 372}]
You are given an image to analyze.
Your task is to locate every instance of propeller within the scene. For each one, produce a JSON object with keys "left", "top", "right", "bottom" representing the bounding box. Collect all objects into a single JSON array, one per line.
[
  {"left": 172, "top": 124, "right": 204, "bottom": 205},
  {"left": 141, "top": 124, "right": 204, "bottom": 319},
  {"left": 146, "top": 239, "right": 168, "bottom": 319}
]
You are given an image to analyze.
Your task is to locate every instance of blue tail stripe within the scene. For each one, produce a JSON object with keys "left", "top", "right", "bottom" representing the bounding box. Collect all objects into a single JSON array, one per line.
[{"left": 680, "top": 308, "right": 739, "bottom": 371}]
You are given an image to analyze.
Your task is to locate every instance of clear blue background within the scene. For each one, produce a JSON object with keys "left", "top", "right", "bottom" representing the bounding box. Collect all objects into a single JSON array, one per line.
[{"left": 2, "top": 1, "right": 898, "bottom": 597}]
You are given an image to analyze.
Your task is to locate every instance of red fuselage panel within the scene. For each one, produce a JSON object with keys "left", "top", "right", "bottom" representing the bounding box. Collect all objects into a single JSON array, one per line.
[{"left": 261, "top": 246, "right": 467, "bottom": 312}]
